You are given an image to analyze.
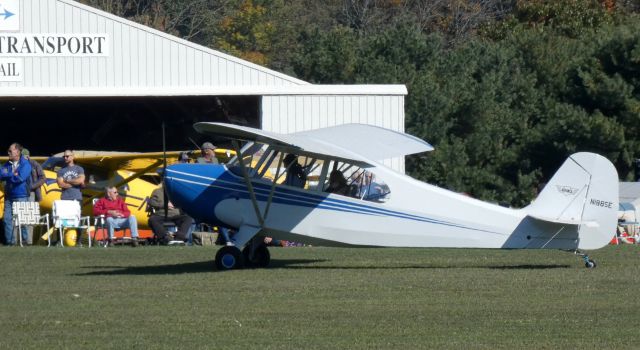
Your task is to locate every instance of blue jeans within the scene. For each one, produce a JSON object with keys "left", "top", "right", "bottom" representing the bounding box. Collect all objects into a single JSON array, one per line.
[
  {"left": 3, "top": 197, "right": 28, "bottom": 245},
  {"left": 106, "top": 216, "right": 139, "bottom": 239}
]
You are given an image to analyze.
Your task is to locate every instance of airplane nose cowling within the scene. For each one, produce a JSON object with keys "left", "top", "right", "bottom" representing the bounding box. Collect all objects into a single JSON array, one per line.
[{"left": 164, "top": 163, "right": 228, "bottom": 225}]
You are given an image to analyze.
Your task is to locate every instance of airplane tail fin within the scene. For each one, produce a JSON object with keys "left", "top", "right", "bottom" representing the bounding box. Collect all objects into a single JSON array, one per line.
[{"left": 525, "top": 152, "right": 618, "bottom": 250}]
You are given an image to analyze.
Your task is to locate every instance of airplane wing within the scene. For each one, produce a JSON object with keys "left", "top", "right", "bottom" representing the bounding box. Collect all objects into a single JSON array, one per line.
[
  {"left": 293, "top": 124, "right": 433, "bottom": 160},
  {"left": 55, "top": 151, "right": 187, "bottom": 171},
  {"left": 0, "top": 156, "right": 49, "bottom": 163},
  {"left": 194, "top": 122, "right": 433, "bottom": 165}
]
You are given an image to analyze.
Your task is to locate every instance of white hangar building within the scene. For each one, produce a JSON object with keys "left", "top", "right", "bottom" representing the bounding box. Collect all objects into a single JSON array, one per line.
[{"left": 0, "top": 0, "right": 408, "bottom": 171}]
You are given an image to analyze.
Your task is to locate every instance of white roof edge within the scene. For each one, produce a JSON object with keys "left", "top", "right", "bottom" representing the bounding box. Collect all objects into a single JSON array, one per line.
[
  {"left": 56, "top": 0, "right": 309, "bottom": 86},
  {"left": 0, "top": 85, "right": 408, "bottom": 97},
  {"left": 306, "top": 85, "right": 408, "bottom": 95}
]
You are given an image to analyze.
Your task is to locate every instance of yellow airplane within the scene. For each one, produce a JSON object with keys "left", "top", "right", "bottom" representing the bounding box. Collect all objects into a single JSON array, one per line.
[{"left": 0, "top": 149, "right": 233, "bottom": 238}]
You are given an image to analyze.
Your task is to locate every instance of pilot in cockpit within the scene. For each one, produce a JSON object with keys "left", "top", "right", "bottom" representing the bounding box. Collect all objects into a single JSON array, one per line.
[
  {"left": 283, "top": 154, "right": 307, "bottom": 188},
  {"left": 325, "top": 169, "right": 350, "bottom": 195}
]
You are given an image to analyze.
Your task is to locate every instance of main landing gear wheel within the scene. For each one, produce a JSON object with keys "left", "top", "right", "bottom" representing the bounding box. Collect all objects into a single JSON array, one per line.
[
  {"left": 215, "top": 246, "right": 244, "bottom": 270},
  {"left": 243, "top": 244, "right": 270, "bottom": 268}
]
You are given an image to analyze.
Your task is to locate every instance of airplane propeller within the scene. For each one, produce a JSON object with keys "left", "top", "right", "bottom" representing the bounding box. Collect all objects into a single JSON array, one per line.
[{"left": 162, "top": 121, "right": 169, "bottom": 221}]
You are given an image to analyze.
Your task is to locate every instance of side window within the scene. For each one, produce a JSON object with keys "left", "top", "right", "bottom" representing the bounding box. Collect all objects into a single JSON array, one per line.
[
  {"left": 323, "top": 162, "right": 391, "bottom": 202},
  {"left": 352, "top": 170, "right": 391, "bottom": 203},
  {"left": 227, "top": 143, "right": 272, "bottom": 180},
  {"left": 280, "top": 154, "right": 311, "bottom": 189},
  {"left": 224, "top": 147, "right": 391, "bottom": 202}
]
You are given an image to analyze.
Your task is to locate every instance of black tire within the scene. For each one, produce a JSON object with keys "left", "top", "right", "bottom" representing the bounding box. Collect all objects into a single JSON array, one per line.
[
  {"left": 215, "top": 246, "right": 244, "bottom": 270},
  {"left": 242, "top": 244, "right": 271, "bottom": 268}
]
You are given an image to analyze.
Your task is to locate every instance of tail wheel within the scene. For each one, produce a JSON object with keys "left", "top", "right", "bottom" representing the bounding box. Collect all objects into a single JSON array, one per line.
[
  {"left": 243, "top": 244, "right": 271, "bottom": 268},
  {"left": 585, "top": 259, "right": 597, "bottom": 269},
  {"left": 577, "top": 251, "right": 597, "bottom": 269},
  {"left": 215, "top": 246, "right": 244, "bottom": 270}
]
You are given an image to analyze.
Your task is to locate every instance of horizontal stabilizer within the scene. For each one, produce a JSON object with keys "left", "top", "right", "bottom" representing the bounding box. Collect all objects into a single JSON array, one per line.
[{"left": 527, "top": 214, "right": 599, "bottom": 227}]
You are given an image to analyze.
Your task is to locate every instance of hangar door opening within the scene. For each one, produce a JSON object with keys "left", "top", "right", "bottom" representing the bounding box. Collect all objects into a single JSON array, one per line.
[{"left": 0, "top": 96, "right": 261, "bottom": 156}]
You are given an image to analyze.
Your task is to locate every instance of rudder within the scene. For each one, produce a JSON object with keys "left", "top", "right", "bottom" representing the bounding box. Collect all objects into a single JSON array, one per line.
[{"left": 526, "top": 152, "right": 618, "bottom": 250}]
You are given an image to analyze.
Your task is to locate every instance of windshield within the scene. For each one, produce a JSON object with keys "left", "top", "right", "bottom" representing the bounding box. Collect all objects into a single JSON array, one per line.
[{"left": 226, "top": 143, "right": 391, "bottom": 202}]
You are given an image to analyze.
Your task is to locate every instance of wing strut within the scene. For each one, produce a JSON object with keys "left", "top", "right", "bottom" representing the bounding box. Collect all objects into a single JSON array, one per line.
[
  {"left": 229, "top": 142, "right": 285, "bottom": 248},
  {"left": 233, "top": 140, "right": 264, "bottom": 228},
  {"left": 262, "top": 154, "right": 283, "bottom": 222}
]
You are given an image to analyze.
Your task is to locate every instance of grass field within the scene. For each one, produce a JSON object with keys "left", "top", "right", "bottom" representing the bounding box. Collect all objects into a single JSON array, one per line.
[{"left": 1, "top": 244, "right": 639, "bottom": 349}]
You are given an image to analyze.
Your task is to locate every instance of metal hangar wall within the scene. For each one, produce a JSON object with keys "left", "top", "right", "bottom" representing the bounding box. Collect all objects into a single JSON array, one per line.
[{"left": 0, "top": 0, "right": 408, "bottom": 171}]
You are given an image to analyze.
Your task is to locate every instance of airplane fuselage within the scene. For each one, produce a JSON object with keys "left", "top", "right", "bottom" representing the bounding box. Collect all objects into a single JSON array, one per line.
[{"left": 165, "top": 163, "right": 583, "bottom": 250}]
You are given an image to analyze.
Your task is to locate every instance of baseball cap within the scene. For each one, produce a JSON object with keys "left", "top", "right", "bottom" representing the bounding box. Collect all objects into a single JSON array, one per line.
[{"left": 202, "top": 142, "right": 216, "bottom": 150}]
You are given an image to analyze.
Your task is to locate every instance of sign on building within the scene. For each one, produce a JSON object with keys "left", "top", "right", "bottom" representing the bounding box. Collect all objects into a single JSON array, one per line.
[
  {"left": 0, "top": 34, "right": 109, "bottom": 56},
  {"left": 0, "top": 58, "right": 21, "bottom": 82},
  {"left": 0, "top": 0, "right": 19, "bottom": 32}
]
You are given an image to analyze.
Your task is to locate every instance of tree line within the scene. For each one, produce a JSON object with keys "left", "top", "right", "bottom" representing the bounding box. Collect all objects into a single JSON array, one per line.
[{"left": 80, "top": 0, "right": 640, "bottom": 206}]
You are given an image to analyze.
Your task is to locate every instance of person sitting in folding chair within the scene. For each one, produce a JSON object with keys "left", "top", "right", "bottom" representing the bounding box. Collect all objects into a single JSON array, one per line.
[
  {"left": 148, "top": 185, "right": 194, "bottom": 245},
  {"left": 92, "top": 186, "right": 139, "bottom": 247}
]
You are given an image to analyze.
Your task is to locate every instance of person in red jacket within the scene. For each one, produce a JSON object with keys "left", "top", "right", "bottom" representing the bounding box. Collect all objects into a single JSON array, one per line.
[{"left": 93, "top": 186, "right": 139, "bottom": 247}]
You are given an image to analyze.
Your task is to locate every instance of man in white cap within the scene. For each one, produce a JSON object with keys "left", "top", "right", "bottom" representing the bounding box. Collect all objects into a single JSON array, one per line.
[{"left": 197, "top": 142, "right": 219, "bottom": 164}]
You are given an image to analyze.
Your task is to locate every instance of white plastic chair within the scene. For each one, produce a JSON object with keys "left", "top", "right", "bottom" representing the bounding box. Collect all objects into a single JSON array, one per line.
[
  {"left": 12, "top": 202, "right": 50, "bottom": 247},
  {"left": 53, "top": 200, "right": 91, "bottom": 247}
]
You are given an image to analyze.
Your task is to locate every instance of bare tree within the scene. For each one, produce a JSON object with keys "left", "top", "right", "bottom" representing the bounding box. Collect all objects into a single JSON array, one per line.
[
  {"left": 408, "top": 0, "right": 514, "bottom": 43},
  {"left": 78, "top": 0, "right": 232, "bottom": 41}
]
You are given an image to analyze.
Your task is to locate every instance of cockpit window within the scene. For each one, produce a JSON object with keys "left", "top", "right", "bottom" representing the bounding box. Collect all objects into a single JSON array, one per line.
[
  {"left": 227, "top": 143, "right": 275, "bottom": 179},
  {"left": 349, "top": 170, "right": 391, "bottom": 202},
  {"left": 322, "top": 161, "right": 391, "bottom": 202},
  {"left": 276, "top": 154, "right": 315, "bottom": 189},
  {"left": 225, "top": 142, "right": 390, "bottom": 202}
]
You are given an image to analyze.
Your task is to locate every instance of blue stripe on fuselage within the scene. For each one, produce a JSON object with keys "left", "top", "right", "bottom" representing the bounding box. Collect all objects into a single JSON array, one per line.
[{"left": 164, "top": 164, "right": 501, "bottom": 235}]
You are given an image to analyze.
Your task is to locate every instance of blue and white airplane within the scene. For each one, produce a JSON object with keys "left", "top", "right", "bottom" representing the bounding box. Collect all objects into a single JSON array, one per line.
[{"left": 164, "top": 122, "right": 618, "bottom": 270}]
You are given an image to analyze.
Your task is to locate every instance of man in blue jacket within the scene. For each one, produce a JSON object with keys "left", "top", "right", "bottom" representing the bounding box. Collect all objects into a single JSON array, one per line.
[{"left": 1, "top": 143, "right": 32, "bottom": 246}]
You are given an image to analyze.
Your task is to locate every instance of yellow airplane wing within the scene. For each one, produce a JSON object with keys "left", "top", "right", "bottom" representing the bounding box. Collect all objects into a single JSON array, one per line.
[
  {"left": 55, "top": 150, "right": 185, "bottom": 171},
  {"left": 56, "top": 149, "right": 235, "bottom": 171},
  {"left": 0, "top": 156, "right": 48, "bottom": 162}
]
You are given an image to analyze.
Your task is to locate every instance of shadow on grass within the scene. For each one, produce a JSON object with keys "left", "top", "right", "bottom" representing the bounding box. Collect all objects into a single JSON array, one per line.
[
  {"left": 76, "top": 260, "right": 571, "bottom": 275},
  {"left": 76, "top": 259, "right": 326, "bottom": 275},
  {"left": 488, "top": 264, "right": 571, "bottom": 270},
  {"left": 271, "top": 263, "right": 572, "bottom": 270}
]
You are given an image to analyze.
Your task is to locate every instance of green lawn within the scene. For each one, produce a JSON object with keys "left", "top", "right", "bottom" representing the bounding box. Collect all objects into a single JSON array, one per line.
[{"left": 1, "top": 245, "right": 639, "bottom": 349}]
